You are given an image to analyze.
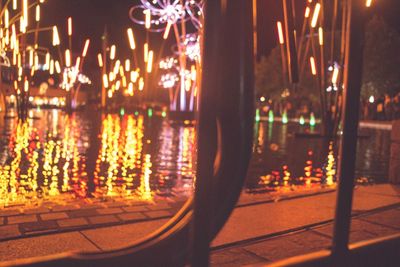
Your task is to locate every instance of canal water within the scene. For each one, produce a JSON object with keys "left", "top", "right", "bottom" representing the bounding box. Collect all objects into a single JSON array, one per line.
[{"left": 0, "top": 109, "right": 391, "bottom": 205}]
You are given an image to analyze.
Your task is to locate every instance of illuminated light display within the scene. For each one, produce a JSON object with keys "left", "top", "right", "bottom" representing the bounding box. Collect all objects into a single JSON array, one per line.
[
  {"left": 130, "top": 0, "right": 204, "bottom": 113},
  {"left": 310, "top": 112, "right": 316, "bottom": 126},
  {"left": 268, "top": 110, "right": 274, "bottom": 123},
  {"left": 299, "top": 115, "right": 305, "bottom": 125},
  {"left": 282, "top": 110, "right": 289, "bottom": 124}
]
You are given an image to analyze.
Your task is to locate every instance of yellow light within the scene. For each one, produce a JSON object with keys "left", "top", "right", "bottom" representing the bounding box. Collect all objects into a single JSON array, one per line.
[
  {"left": 128, "top": 83, "right": 134, "bottom": 96},
  {"left": 130, "top": 71, "right": 138, "bottom": 83},
  {"left": 139, "top": 78, "right": 144, "bottom": 91},
  {"left": 75, "top": 57, "right": 81, "bottom": 69},
  {"left": 55, "top": 61, "right": 61, "bottom": 73},
  {"left": 125, "top": 59, "right": 130, "bottom": 72},
  {"left": 65, "top": 49, "right": 71, "bottom": 67},
  {"left": 310, "top": 57, "right": 317, "bottom": 75},
  {"left": 82, "top": 39, "right": 90, "bottom": 57},
  {"left": 103, "top": 74, "right": 109, "bottom": 88},
  {"left": 45, "top": 53, "right": 50, "bottom": 70},
  {"left": 68, "top": 17, "right": 73, "bottom": 36},
  {"left": 332, "top": 67, "right": 339, "bottom": 84},
  {"left": 23, "top": 0, "right": 28, "bottom": 28},
  {"left": 110, "top": 45, "right": 116, "bottom": 60},
  {"left": 366, "top": 0, "right": 373, "bottom": 7},
  {"left": 53, "top": 26, "right": 60, "bottom": 46},
  {"left": 144, "top": 43, "right": 148, "bottom": 62},
  {"left": 29, "top": 49, "right": 34, "bottom": 67},
  {"left": 277, "top": 21, "right": 285, "bottom": 44},
  {"left": 147, "top": 50, "right": 153, "bottom": 73},
  {"left": 98, "top": 53, "right": 103, "bottom": 67},
  {"left": 144, "top": 10, "right": 151, "bottom": 29},
  {"left": 318, "top": 27, "right": 324, "bottom": 46},
  {"left": 50, "top": 59, "right": 54, "bottom": 74},
  {"left": 163, "top": 21, "right": 172, "bottom": 40},
  {"left": 305, "top": 7, "right": 310, "bottom": 18},
  {"left": 5, "top": 9, "right": 9, "bottom": 28},
  {"left": 311, "top": 3, "right": 321, "bottom": 28},
  {"left": 36, "top": 5, "right": 41, "bottom": 22},
  {"left": 24, "top": 79, "right": 29, "bottom": 92},
  {"left": 127, "top": 28, "right": 136, "bottom": 50},
  {"left": 12, "top": 0, "right": 17, "bottom": 10}
]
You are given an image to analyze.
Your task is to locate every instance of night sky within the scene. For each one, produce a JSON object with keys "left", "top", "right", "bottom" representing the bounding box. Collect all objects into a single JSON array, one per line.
[{"left": 38, "top": 0, "right": 400, "bottom": 65}]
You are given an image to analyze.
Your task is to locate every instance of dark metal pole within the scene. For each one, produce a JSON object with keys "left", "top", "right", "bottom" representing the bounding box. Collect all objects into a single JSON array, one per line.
[{"left": 332, "top": 0, "right": 366, "bottom": 258}]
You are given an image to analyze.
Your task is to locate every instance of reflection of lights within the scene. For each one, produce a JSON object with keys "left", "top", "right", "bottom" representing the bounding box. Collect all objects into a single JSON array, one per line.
[
  {"left": 310, "top": 112, "right": 316, "bottom": 126},
  {"left": 268, "top": 110, "right": 274, "bottom": 123},
  {"left": 282, "top": 111, "right": 288, "bottom": 124},
  {"left": 255, "top": 109, "right": 261, "bottom": 122},
  {"left": 299, "top": 115, "right": 305, "bottom": 125}
]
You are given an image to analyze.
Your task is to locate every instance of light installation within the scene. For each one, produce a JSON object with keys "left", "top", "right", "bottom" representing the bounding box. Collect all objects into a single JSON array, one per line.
[{"left": 129, "top": 0, "right": 204, "bottom": 113}]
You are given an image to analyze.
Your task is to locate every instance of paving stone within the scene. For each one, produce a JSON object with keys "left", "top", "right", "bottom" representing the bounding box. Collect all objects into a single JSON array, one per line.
[
  {"left": 359, "top": 209, "right": 400, "bottom": 229},
  {"left": 7, "top": 214, "right": 37, "bottom": 224},
  {"left": 0, "top": 217, "right": 4, "bottom": 225},
  {"left": 68, "top": 208, "right": 98, "bottom": 218},
  {"left": 78, "top": 204, "right": 104, "bottom": 210},
  {"left": 40, "top": 212, "right": 69, "bottom": 221},
  {"left": 211, "top": 247, "right": 268, "bottom": 266},
  {"left": 103, "top": 202, "right": 127, "bottom": 208},
  {"left": 144, "top": 210, "right": 172, "bottom": 219},
  {"left": 0, "top": 209, "right": 22, "bottom": 217},
  {"left": 20, "top": 221, "right": 58, "bottom": 234},
  {"left": 23, "top": 207, "right": 50, "bottom": 214},
  {"left": 96, "top": 208, "right": 123, "bottom": 215},
  {"left": 51, "top": 204, "right": 80, "bottom": 212},
  {"left": 147, "top": 203, "right": 171, "bottom": 211},
  {"left": 57, "top": 218, "right": 89, "bottom": 228},
  {"left": 122, "top": 206, "right": 149, "bottom": 213},
  {"left": 118, "top": 213, "right": 147, "bottom": 222},
  {"left": 0, "top": 225, "right": 21, "bottom": 240},
  {"left": 88, "top": 215, "right": 119, "bottom": 225}
]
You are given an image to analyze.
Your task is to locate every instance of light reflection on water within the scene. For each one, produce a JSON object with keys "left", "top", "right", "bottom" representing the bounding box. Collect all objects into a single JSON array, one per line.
[
  {"left": 0, "top": 110, "right": 196, "bottom": 206},
  {"left": 0, "top": 110, "right": 391, "bottom": 205}
]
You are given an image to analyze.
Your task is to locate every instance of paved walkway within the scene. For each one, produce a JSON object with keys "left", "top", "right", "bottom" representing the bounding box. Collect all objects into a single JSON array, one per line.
[{"left": 0, "top": 184, "right": 397, "bottom": 265}]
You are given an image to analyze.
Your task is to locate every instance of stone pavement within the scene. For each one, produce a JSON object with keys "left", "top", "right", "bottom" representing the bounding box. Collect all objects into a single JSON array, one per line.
[
  {"left": 0, "top": 184, "right": 397, "bottom": 265},
  {"left": 0, "top": 198, "right": 184, "bottom": 242},
  {"left": 210, "top": 205, "right": 400, "bottom": 266}
]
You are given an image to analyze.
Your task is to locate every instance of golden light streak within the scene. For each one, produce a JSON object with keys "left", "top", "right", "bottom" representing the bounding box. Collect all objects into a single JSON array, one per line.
[
  {"left": 127, "top": 28, "right": 136, "bottom": 50},
  {"left": 147, "top": 50, "right": 153, "bottom": 73},
  {"left": 97, "top": 53, "right": 103, "bottom": 67},
  {"left": 23, "top": 0, "right": 28, "bottom": 28},
  {"left": 68, "top": 17, "right": 73, "bottom": 36},
  {"left": 125, "top": 59, "right": 130, "bottom": 72},
  {"left": 305, "top": 7, "right": 310, "bottom": 18},
  {"left": 65, "top": 49, "right": 71, "bottom": 67},
  {"left": 75, "top": 57, "right": 81, "bottom": 69},
  {"left": 332, "top": 67, "right": 339, "bottom": 84},
  {"left": 144, "top": 43, "right": 148, "bottom": 62},
  {"left": 103, "top": 74, "right": 109, "bottom": 88},
  {"left": 110, "top": 45, "right": 116, "bottom": 60},
  {"left": 82, "top": 39, "right": 90, "bottom": 57},
  {"left": 311, "top": 3, "right": 321, "bottom": 28},
  {"left": 50, "top": 59, "right": 54, "bottom": 74},
  {"left": 310, "top": 57, "right": 317, "bottom": 75},
  {"left": 24, "top": 79, "right": 29, "bottom": 92},
  {"left": 366, "top": 0, "right": 373, "bottom": 7},
  {"left": 29, "top": 49, "right": 34, "bottom": 67},
  {"left": 55, "top": 60, "right": 61, "bottom": 73},
  {"left": 277, "top": 21, "right": 285, "bottom": 44},
  {"left": 139, "top": 77, "right": 144, "bottom": 91},
  {"left": 13, "top": 0, "right": 17, "bottom": 10},
  {"left": 53, "top": 26, "right": 60, "bottom": 46},
  {"left": 144, "top": 9, "right": 151, "bottom": 29},
  {"left": 45, "top": 53, "right": 50, "bottom": 70},
  {"left": 163, "top": 21, "right": 172, "bottom": 40},
  {"left": 318, "top": 27, "right": 324, "bottom": 46},
  {"left": 36, "top": 5, "right": 41, "bottom": 22},
  {"left": 5, "top": 9, "right": 9, "bottom": 28}
]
